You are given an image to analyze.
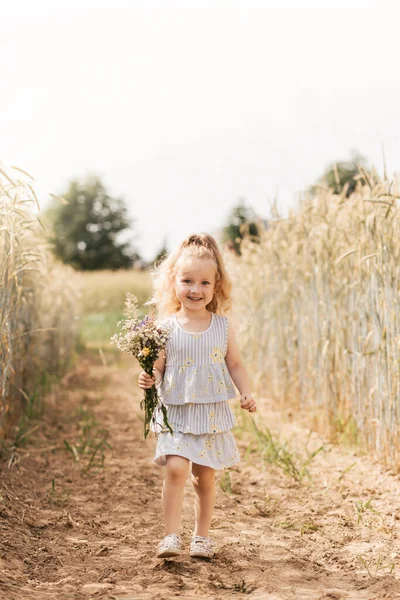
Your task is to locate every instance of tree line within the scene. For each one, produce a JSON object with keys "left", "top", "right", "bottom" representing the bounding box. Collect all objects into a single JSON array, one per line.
[{"left": 46, "top": 151, "right": 372, "bottom": 270}]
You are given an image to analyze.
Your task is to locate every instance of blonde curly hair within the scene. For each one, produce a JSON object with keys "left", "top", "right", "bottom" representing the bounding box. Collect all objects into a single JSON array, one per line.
[{"left": 149, "top": 233, "right": 232, "bottom": 318}]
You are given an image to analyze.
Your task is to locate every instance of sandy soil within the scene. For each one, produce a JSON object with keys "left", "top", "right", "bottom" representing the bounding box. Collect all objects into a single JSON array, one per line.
[{"left": 1, "top": 351, "right": 400, "bottom": 600}]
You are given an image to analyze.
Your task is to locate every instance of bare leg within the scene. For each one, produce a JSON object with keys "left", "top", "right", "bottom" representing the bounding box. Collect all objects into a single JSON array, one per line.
[
  {"left": 191, "top": 462, "right": 216, "bottom": 537},
  {"left": 162, "top": 455, "right": 190, "bottom": 535}
]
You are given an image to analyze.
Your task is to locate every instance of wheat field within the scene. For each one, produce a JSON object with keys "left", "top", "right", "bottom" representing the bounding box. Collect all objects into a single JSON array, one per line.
[
  {"left": 0, "top": 165, "right": 79, "bottom": 438},
  {"left": 229, "top": 172, "right": 400, "bottom": 466}
]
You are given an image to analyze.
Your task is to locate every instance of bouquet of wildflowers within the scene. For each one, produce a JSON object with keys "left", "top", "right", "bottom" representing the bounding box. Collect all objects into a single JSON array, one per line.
[{"left": 111, "top": 294, "right": 173, "bottom": 439}]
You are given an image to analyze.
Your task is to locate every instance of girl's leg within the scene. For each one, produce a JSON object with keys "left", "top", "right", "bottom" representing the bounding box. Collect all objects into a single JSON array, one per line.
[
  {"left": 162, "top": 455, "right": 190, "bottom": 535},
  {"left": 191, "top": 462, "right": 216, "bottom": 537}
]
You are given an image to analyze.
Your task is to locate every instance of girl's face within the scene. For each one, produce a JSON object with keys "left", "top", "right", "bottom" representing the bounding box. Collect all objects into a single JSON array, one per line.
[{"left": 174, "top": 257, "right": 217, "bottom": 312}]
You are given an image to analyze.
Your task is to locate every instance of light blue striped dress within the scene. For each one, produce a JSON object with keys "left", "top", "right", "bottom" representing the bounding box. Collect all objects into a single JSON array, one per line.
[{"left": 152, "top": 313, "right": 241, "bottom": 470}]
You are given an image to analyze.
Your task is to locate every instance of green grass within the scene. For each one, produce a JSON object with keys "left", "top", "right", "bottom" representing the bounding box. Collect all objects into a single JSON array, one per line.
[
  {"left": 219, "top": 470, "right": 233, "bottom": 493},
  {"left": 0, "top": 375, "right": 57, "bottom": 466},
  {"left": 74, "top": 269, "right": 152, "bottom": 348},
  {"left": 233, "top": 407, "right": 324, "bottom": 483},
  {"left": 251, "top": 420, "right": 323, "bottom": 482},
  {"left": 63, "top": 403, "right": 112, "bottom": 474},
  {"left": 80, "top": 311, "right": 124, "bottom": 347}
]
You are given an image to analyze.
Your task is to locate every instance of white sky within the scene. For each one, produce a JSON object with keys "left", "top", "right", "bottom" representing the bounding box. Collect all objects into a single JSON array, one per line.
[{"left": 2, "top": 0, "right": 400, "bottom": 260}]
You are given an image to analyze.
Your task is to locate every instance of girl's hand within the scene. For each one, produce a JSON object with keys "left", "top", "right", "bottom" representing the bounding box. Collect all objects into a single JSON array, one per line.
[
  {"left": 138, "top": 370, "right": 156, "bottom": 389},
  {"left": 240, "top": 393, "right": 257, "bottom": 413}
]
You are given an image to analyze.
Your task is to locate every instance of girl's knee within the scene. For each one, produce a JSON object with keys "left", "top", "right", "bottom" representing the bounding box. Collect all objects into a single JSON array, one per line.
[
  {"left": 191, "top": 465, "right": 215, "bottom": 492},
  {"left": 165, "top": 455, "right": 189, "bottom": 484}
]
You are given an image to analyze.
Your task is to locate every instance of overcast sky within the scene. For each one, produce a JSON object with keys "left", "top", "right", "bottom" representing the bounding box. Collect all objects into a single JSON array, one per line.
[{"left": 2, "top": 0, "right": 400, "bottom": 260}]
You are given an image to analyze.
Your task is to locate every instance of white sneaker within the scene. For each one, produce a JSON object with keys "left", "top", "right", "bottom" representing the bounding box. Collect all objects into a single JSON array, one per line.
[
  {"left": 156, "top": 534, "right": 182, "bottom": 558},
  {"left": 190, "top": 535, "right": 216, "bottom": 558}
]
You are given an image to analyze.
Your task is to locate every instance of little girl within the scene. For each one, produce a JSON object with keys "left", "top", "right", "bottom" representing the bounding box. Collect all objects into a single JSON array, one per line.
[{"left": 138, "top": 233, "right": 256, "bottom": 560}]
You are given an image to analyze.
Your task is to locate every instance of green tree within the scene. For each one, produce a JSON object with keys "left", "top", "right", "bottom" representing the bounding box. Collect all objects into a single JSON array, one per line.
[
  {"left": 222, "top": 200, "right": 264, "bottom": 255},
  {"left": 46, "top": 175, "right": 139, "bottom": 270},
  {"left": 314, "top": 151, "right": 374, "bottom": 197}
]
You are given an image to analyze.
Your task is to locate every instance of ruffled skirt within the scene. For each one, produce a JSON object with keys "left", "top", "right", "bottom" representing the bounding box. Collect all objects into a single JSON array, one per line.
[{"left": 152, "top": 401, "right": 240, "bottom": 470}]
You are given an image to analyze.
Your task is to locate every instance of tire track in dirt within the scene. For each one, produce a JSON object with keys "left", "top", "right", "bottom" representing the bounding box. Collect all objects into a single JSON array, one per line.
[{"left": 1, "top": 352, "right": 400, "bottom": 599}]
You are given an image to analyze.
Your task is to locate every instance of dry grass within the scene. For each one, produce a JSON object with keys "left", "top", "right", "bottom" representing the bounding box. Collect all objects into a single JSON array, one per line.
[
  {"left": 0, "top": 164, "right": 79, "bottom": 439},
  {"left": 229, "top": 171, "right": 400, "bottom": 466},
  {"left": 72, "top": 268, "right": 151, "bottom": 314}
]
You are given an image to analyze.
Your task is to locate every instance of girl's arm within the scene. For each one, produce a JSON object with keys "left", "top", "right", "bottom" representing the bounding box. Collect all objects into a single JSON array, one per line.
[
  {"left": 138, "top": 351, "right": 166, "bottom": 389},
  {"left": 153, "top": 351, "right": 166, "bottom": 385},
  {"left": 225, "top": 320, "right": 257, "bottom": 412}
]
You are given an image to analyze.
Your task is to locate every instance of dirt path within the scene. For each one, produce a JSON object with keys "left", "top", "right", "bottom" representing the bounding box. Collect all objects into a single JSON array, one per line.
[{"left": 1, "top": 351, "right": 400, "bottom": 600}]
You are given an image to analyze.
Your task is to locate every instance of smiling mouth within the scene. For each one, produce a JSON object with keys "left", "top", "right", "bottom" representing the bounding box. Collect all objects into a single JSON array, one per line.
[{"left": 188, "top": 297, "right": 203, "bottom": 301}]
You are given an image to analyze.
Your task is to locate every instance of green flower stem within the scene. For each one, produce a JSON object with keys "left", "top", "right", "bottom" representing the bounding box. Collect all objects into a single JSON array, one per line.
[{"left": 140, "top": 361, "right": 172, "bottom": 439}]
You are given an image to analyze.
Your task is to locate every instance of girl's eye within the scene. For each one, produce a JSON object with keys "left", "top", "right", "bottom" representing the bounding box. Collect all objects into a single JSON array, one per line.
[
  {"left": 182, "top": 279, "right": 191, "bottom": 283},
  {"left": 202, "top": 281, "right": 210, "bottom": 285}
]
